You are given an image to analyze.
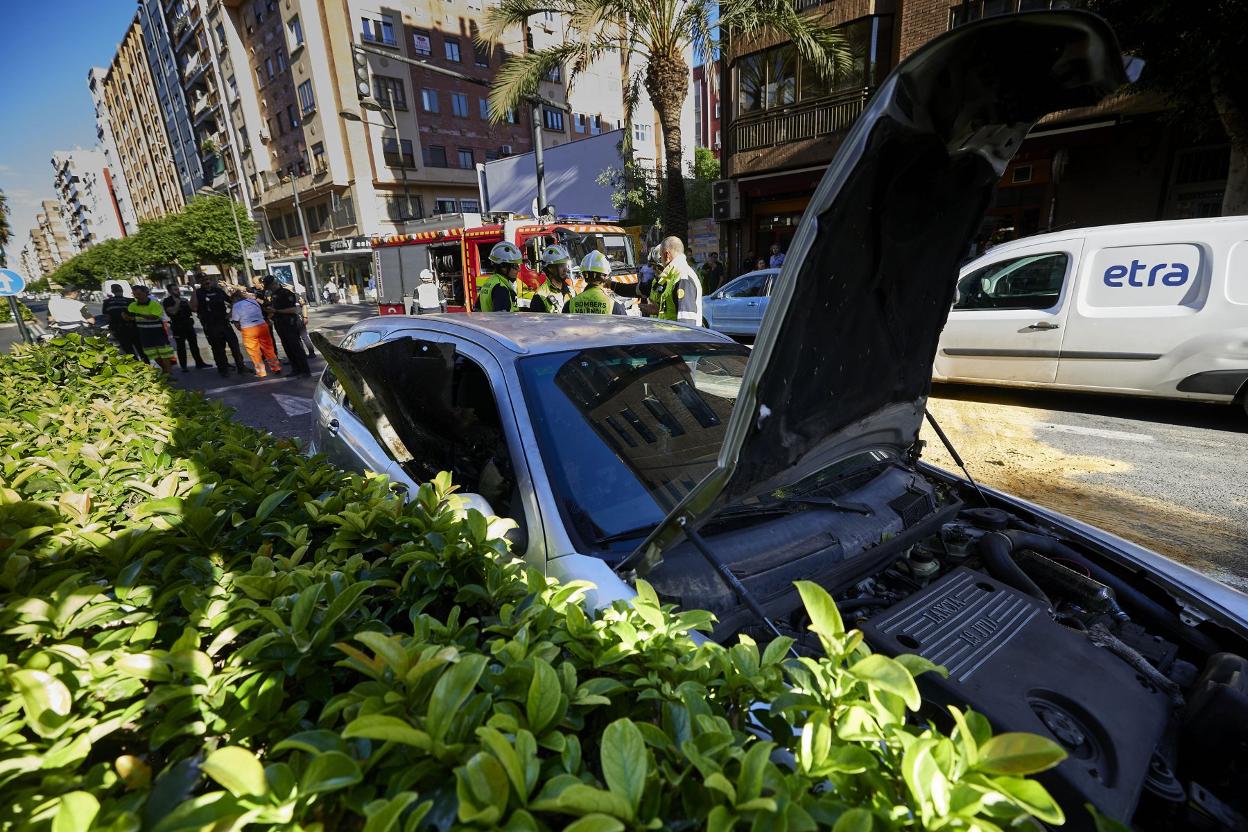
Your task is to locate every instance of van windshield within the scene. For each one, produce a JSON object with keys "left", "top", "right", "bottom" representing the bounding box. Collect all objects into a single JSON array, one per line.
[{"left": 556, "top": 230, "right": 637, "bottom": 273}]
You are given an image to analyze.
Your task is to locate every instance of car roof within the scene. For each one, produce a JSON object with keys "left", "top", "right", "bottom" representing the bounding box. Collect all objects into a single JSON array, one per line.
[{"left": 343, "top": 313, "right": 738, "bottom": 356}]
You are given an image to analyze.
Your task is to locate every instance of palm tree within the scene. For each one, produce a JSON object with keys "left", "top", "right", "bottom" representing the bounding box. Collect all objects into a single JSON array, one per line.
[{"left": 480, "top": 0, "right": 854, "bottom": 242}]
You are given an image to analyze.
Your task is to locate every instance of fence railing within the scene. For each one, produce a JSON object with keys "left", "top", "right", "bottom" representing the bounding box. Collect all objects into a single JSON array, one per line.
[{"left": 731, "top": 88, "right": 872, "bottom": 152}]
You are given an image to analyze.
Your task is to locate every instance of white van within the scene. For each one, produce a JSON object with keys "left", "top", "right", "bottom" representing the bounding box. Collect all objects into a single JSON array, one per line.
[{"left": 934, "top": 217, "right": 1248, "bottom": 414}]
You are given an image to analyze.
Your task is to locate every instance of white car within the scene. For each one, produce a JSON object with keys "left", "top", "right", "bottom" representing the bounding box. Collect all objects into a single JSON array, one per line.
[{"left": 936, "top": 216, "right": 1248, "bottom": 414}]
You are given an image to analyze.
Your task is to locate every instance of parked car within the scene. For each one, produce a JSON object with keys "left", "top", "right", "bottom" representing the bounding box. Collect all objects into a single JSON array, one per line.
[
  {"left": 936, "top": 216, "right": 1248, "bottom": 414},
  {"left": 701, "top": 268, "right": 779, "bottom": 336},
  {"left": 312, "top": 14, "right": 1248, "bottom": 831}
]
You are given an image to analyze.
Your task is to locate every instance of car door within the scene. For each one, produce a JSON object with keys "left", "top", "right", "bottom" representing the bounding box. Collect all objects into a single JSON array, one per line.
[
  {"left": 935, "top": 241, "right": 1082, "bottom": 384},
  {"left": 313, "top": 330, "right": 398, "bottom": 476},
  {"left": 711, "top": 272, "right": 770, "bottom": 335}
]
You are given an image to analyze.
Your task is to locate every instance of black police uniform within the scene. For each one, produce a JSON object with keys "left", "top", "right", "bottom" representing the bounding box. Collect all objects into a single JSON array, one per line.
[{"left": 194, "top": 284, "right": 248, "bottom": 376}]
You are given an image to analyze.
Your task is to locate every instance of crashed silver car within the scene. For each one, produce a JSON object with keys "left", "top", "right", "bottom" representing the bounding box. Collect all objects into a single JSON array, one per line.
[{"left": 315, "top": 12, "right": 1248, "bottom": 831}]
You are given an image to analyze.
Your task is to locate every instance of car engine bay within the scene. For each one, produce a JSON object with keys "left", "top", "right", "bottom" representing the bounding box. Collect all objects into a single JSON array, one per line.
[{"left": 647, "top": 464, "right": 1248, "bottom": 831}]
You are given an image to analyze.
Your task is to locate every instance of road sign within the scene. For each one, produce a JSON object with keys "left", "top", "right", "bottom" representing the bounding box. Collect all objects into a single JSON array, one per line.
[{"left": 0, "top": 269, "right": 27, "bottom": 297}]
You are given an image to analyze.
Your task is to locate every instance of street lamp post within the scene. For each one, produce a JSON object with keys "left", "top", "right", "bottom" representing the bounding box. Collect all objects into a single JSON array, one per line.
[
  {"left": 197, "top": 183, "right": 250, "bottom": 284},
  {"left": 287, "top": 175, "right": 320, "bottom": 305}
]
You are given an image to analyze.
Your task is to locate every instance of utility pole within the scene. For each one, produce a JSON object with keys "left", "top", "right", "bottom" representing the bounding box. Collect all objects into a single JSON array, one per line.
[
  {"left": 288, "top": 176, "right": 320, "bottom": 304},
  {"left": 530, "top": 101, "right": 548, "bottom": 215}
]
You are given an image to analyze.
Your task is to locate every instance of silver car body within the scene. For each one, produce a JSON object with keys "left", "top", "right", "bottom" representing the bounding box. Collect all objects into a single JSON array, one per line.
[{"left": 701, "top": 269, "right": 779, "bottom": 337}]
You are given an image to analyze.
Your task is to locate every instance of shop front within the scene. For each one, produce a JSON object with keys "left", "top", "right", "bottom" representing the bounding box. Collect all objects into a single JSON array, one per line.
[{"left": 317, "top": 236, "right": 375, "bottom": 303}]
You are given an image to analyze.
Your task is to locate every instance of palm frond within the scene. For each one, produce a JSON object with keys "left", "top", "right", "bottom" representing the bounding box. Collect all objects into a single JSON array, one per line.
[
  {"left": 487, "top": 44, "right": 585, "bottom": 121},
  {"left": 719, "top": 0, "right": 856, "bottom": 82},
  {"left": 478, "top": 0, "right": 574, "bottom": 44}
]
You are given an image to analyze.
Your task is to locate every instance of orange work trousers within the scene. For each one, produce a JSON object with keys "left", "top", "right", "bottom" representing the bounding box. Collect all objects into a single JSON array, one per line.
[{"left": 240, "top": 324, "right": 282, "bottom": 376}]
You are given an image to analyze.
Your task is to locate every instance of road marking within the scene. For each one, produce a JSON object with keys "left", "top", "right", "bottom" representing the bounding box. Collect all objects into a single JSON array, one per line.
[
  {"left": 201, "top": 374, "right": 305, "bottom": 395},
  {"left": 273, "top": 393, "right": 315, "bottom": 417},
  {"left": 1033, "top": 421, "right": 1155, "bottom": 443}
]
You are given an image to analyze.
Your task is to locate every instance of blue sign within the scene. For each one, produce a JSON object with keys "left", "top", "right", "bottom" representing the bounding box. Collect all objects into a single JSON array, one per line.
[{"left": 0, "top": 269, "right": 26, "bottom": 297}]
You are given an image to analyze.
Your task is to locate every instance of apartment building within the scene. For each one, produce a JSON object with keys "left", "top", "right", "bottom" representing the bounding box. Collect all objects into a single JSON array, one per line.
[
  {"left": 18, "top": 237, "right": 42, "bottom": 282},
  {"left": 692, "top": 61, "right": 722, "bottom": 158},
  {"left": 88, "top": 68, "right": 139, "bottom": 234},
  {"left": 51, "top": 150, "right": 127, "bottom": 250},
  {"left": 137, "top": 0, "right": 205, "bottom": 199},
  {"left": 717, "top": 0, "right": 1235, "bottom": 273},
  {"left": 95, "top": 18, "right": 188, "bottom": 224},
  {"left": 30, "top": 201, "right": 76, "bottom": 275}
]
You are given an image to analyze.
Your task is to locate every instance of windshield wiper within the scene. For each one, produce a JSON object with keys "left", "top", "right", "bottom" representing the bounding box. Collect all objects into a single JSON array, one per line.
[
  {"left": 592, "top": 523, "right": 659, "bottom": 546},
  {"left": 707, "top": 494, "right": 874, "bottom": 527}
]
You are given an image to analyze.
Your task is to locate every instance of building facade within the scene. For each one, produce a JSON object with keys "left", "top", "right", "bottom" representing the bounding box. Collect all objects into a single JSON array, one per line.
[
  {"left": 717, "top": 0, "right": 1234, "bottom": 274},
  {"left": 18, "top": 236, "right": 42, "bottom": 282},
  {"left": 97, "top": 18, "right": 188, "bottom": 224},
  {"left": 30, "top": 201, "right": 76, "bottom": 275},
  {"left": 88, "top": 68, "right": 139, "bottom": 234},
  {"left": 51, "top": 150, "right": 127, "bottom": 250},
  {"left": 137, "top": 0, "right": 205, "bottom": 200},
  {"left": 692, "top": 61, "right": 722, "bottom": 158}
]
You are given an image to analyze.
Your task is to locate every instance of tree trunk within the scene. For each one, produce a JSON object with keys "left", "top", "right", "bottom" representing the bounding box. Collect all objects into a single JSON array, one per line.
[
  {"left": 647, "top": 52, "right": 690, "bottom": 242},
  {"left": 1211, "top": 71, "right": 1248, "bottom": 216}
]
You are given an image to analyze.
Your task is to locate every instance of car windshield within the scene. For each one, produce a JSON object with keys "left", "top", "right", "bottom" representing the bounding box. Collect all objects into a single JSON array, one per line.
[
  {"left": 517, "top": 342, "right": 749, "bottom": 558},
  {"left": 556, "top": 230, "right": 637, "bottom": 273}
]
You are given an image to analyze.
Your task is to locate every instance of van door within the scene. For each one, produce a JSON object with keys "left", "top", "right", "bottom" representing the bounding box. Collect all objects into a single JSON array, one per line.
[{"left": 936, "top": 241, "right": 1083, "bottom": 384}]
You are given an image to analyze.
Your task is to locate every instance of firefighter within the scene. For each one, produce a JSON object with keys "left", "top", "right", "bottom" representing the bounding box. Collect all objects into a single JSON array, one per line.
[
  {"left": 477, "top": 241, "right": 522, "bottom": 312},
  {"left": 530, "top": 243, "right": 575, "bottom": 313},
  {"left": 567, "top": 251, "right": 626, "bottom": 315}
]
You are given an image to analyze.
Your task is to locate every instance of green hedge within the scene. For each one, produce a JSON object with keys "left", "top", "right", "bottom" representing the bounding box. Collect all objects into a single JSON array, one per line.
[{"left": 0, "top": 337, "right": 1070, "bottom": 831}]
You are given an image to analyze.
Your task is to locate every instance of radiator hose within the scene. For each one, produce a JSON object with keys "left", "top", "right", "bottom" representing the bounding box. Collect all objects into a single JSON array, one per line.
[{"left": 977, "top": 532, "right": 1052, "bottom": 608}]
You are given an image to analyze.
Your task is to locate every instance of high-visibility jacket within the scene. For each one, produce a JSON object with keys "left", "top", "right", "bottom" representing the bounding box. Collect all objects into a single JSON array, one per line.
[
  {"left": 567, "top": 285, "right": 624, "bottom": 315},
  {"left": 530, "top": 281, "right": 571, "bottom": 313},
  {"left": 477, "top": 274, "right": 517, "bottom": 312},
  {"left": 656, "top": 256, "right": 703, "bottom": 323}
]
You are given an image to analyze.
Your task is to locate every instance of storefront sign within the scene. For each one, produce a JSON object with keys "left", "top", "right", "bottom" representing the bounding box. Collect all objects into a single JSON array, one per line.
[
  {"left": 249, "top": 252, "right": 267, "bottom": 272},
  {"left": 319, "top": 236, "right": 373, "bottom": 254}
]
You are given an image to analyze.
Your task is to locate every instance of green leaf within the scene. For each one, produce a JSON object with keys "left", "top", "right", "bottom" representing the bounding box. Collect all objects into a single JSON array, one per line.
[
  {"left": 52, "top": 791, "right": 100, "bottom": 832},
  {"left": 290, "top": 582, "right": 325, "bottom": 635},
  {"left": 527, "top": 658, "right": 562, "bottom": 735},
  {"left": 848, "top": 653, "right": 921, "bottom": 711},
  {"left": 363, "top": 792, "right": 422, "bottom": 832},
  {"left": 988, "top": 776, "right": 1065, "bottom": 825},
  {"left": 427, "top": 654, "right": 488, "bottom": 742},
  {"left": 256, "top": 489, "right": 294, "bottom": 521},
  {"left": 300, "top": 751, "right": 363, "bottom": 795},
  {"left": 736, "top": 740, "right": 774, "bottom": 804},
  {"left": 271, "top": 729, "right": 348, "bottom": 756},
  {"left": 1086, "top": 802, "right": 1133, "bottom": 832},
  {"left": 456, "top": 751, "right": 510, "bottom": 824},
  {"left": 342, "top": 714, "right": 432, "bottom": 750},
  {"left": 564, "top": 816, "right": 625, "bottom": 832},
  {"left": 532, "top": 784, "right": 634, "bottom": 820},
  {"left": 201, "top": 746, "right": 269, "bottom": 798},
  {"left": 832, "top": 808, "right": 874, "bottom": 832},
  {"left": 976, "top": 733, "right": 1067, "bottom": 775},
  {"left": 794, "top": 580, "right": 844, "bottom": 643},
  {"left": 601, "top": 718, "right": 647, "bottom": 813},
  {"left": 11, "top": 668, "right": 72, "bottom": 737},
  {"left": 354, "top": 630, "right": 409, "bottom": 676}
]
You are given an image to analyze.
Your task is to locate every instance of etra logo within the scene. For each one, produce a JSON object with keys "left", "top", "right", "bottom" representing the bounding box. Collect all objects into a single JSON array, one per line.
[{"left": 1103, "top": 260, "right": 1191, "bottom": 288}]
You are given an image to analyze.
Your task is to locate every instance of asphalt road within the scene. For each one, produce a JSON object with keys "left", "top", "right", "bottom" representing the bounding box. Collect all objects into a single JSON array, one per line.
[{"left": 924, "top": 383, "right": 1248, "bottom": 591}]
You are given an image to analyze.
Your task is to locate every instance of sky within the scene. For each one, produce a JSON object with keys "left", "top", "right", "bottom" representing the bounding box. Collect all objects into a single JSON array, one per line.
[{"left": 0, "top": 0, "right": 135, "bottom": 263}]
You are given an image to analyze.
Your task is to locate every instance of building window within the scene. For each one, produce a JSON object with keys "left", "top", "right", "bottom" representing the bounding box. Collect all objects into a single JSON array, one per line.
[
  {"left": 412, "top": 31, "right": 432, "bottom": 55},
  {"left": 423, "top": 144, "right": 447, "bottom": 167},
  {"left": 265, "top": 56, "right": 275, "bottom": 80},
  {"left": 479, "top": 98, "right": 490, "bottom": 120},
  {"left": 461, "top": 198, "right": 481, "bottom": 212},
  {"left": 545, "top": 64, "right": 562, "bottom": 82},
  {"left": 473, "top": 42, "right": 489, "bottom": 67},
  {"left": 444, "top": 37, "right": 461, "bottom": 62},
  {"left": 382, "top": 137, "right": 415, "bottom": 167},
  {"left": 311, "top": 141, "right": 326, "bottom": 172},
  {"left": 591, "top": 115, "right": 601, "bottom": 135},
  {"left": 949, "top": 0, "right": 1080, "bottom": 28},
  {"left": 373, "top": 75, "right": 407, "bottom": 109},
  {"left": 714, "top": 101, "right": 720, "bottom": 119},
  {"left": 485, "top": 150, "right": 499, "bottom": 162},
  {"left": 574, "top": 113, "right": 586, "bottom": 133},
  {"left": 633, "top": 123, "right": 651, "bottom": 143},
  {"left": 385, "top": 194, "right": 422, "bottom": 221},
  {"left": 297, "top": 80, "right": 315, "bottom": 115},
  {"left": 277, "top": 49, "right": 288, "bottom": 73},
  {"left": 227, "top": 74, "right": 238, "bottom": 101},
  {"left": 361, "top": 15, "right": 396, "bottom": 46},
  {"left": 434, "top": 197, "right": 458, "bottom": 215},
  {"left": 451, "top": 93, "right": 469, "bottom": 117},
  {"left": 457, "top": 147, "right": 475, "bottom": 168},
  {"left": 253, "top": 0, "right": 265, "bottom": 23},
  {"left": 505, "top": 108, "right": 518, "bottom": 124},
  {"left": 421, "top": 89, "right": 439, "bottom": 113},
  {"left": 287, "top": 16, "right": 303, "bottom": 50},
  {"left": 214, "top": 22, "right": 226, "bottom": 48},
  {"left": 543, "top": 107, "right": 564, "bottom": 131},
  {"left": 286, "top": 103, "right": 299, "bottom": 128}
]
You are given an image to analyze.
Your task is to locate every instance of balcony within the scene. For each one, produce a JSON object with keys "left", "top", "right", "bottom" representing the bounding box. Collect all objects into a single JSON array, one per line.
[{"left": 731, "top": 87, "right": 871, "bottom": 153}]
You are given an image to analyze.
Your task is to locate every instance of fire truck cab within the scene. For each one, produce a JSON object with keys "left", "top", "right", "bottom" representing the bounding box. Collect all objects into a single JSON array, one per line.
[{"left": 373, "top": 213, "right": 640, "bottom": 314}]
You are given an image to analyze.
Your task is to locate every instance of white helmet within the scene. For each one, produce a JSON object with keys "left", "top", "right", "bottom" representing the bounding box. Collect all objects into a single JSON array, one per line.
[
  {"left": 488, "top": 241, "right": 524, "bottom": 267},
  {"left": 419, "top": 268, "right": 435, "bottom": 283}
]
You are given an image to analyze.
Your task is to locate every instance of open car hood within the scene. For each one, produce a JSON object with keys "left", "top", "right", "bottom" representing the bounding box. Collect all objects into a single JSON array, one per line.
[{"left": 619, "top": 12, "right": 1127, "bottom": 577}]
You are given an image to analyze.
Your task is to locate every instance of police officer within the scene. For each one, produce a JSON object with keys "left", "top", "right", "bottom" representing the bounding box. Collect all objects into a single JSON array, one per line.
[
  {"left": 191, "top": 271, "right": 249, "bottom": 376},
  {"left": 567, "top": 251, "right": 626, "bottom": 315},
  {"left": 477, "top": 241, "right": 522, "bottom": 312},
  {"left": 264, "top": 275, "right": 311, "bottom": 377},
  {"left": 654, "top": 236, "right": 702, "bottom": 324},
  {"left": 529, "top": 244, "right": 575, "bottom": 313}
]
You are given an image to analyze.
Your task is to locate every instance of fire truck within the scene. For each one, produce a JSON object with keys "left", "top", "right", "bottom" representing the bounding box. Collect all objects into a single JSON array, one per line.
[{"left": 372, "top": 213, "right": 642, "bottom": 314}]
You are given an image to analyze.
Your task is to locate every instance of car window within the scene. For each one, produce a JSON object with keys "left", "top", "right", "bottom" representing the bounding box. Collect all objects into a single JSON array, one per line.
[
  {"left": 954, "top": 252, "right": 1069, "bottom": 311},
  {"left": 723, "top": 274, "right": 768, "bottom": 298}
]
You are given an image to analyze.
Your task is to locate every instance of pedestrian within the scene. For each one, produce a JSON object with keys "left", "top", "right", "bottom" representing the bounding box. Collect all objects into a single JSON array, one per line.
[
  {"left": 126, "top": 285, "right": 176, "bottom": 374},
  {"left": 162, "top": 283, "right": 212, "bottom": 373},
  {"left": 324, "top": 279, "right": 340, "bottom": 304},
  {"left": 476, "top": 242, "right": 522, "bottom": 311},
  {"left": 411, "top": 268, "right": 447, "bottom": 314},
  {"left": 700, "top": 251, "right": 726, "bottom": 295},
  {"left": 769, "top": 243, "right": 786, "bottom": 269},
  {"left": 191, "top": 272, "right": 249, "bottom": 376},
  {"left": 366, "top": 275, "right": 377, "bottom": 301},
  {"left": 567, "top": 251, "right": 627, "bottom": 315},
  {"left": 529, "top": 245, "right": 574, "bottom": 313},
  {"left": 640, "top": 245, "right": 667, "bottom": 316},
  {"left": 755, "top": 258, "right": 767, "bottom": 271},
  {"left": 47, "top": 286, "right": 95, "bottom": 333},
  {"left": 230, "top": 289, "right": 281, "bottom": 377},
  {"left": 264, "top": 276, "right": 311, "bottom": 377},
  {"left": 250, "top": 277, "right": 284, "bottom": 362},
  {"left": 101, "top": 283, "right": 144, "bottom": 360},
  {"left": 654, "top": 236, "right": 703, "bottom": 324}
]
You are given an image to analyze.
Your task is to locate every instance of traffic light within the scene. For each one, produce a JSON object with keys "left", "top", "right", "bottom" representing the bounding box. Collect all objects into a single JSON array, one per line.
[{"left": 353, "top": 46, "right": 371, "bottom": 101}]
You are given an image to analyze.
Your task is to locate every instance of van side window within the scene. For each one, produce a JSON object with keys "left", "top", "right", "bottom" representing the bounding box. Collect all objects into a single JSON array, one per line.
[{"left": 955, "top": 252, "right": 1069, "bottom": 311}]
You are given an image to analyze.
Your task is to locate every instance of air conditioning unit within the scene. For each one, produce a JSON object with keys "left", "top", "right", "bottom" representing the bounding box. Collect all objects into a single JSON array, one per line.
[
  {"left": 258, "top": 127, "right": 271, "bottom": 142},
  {"left": 500, "top": 144, "right": 513, "bottom": 156},
  {"left": 712, "top": 179, "right": 739, "bottom": 222}
]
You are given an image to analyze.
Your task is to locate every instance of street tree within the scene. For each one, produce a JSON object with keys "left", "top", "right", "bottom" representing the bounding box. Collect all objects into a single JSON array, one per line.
[
  {"left": 1091, "top": 0, "right": 1248, "bottom": 214},
  {"left": 481, "top": 0, "right": 853, "bottom": 241},
  {"left": 685, "top": 146, "right": 720, "bottom": 220},
  {"left": 178, "top": 194, "right": 256, "bottom": 272},
  {"left": 0, "top": 189, "right": 10, "bottom": 268}
]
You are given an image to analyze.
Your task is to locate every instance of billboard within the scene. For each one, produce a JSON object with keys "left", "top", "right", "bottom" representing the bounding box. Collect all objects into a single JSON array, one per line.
[{"left": 479, "top": 129, "right": 626, "bottom": 219}]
